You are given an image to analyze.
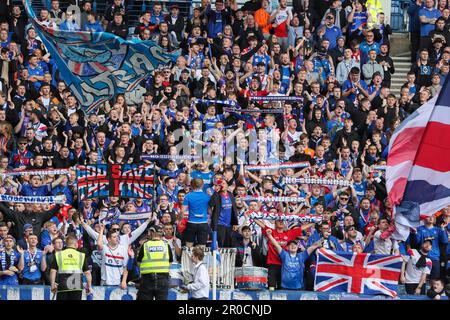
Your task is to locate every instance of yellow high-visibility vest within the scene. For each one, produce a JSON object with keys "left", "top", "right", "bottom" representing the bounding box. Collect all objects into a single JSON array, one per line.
[
  {"left": 367, "top": 0, "right": 383, "bottom": 29},
  {"left": 140, "top": 240, "right": 170, "bottom": 274},
  {"left": 55, "top": 248, "right": 85, "bottom": 274}
]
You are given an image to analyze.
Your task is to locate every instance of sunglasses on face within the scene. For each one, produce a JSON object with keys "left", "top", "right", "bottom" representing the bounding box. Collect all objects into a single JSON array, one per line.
[{"left": 340, "top": 197, "right": 349, "bottom": 200}]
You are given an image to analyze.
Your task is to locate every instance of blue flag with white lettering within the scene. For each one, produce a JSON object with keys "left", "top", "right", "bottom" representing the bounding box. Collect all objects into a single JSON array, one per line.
[{"left": 23, "top": 0, "right": 179, "bottom": 114}]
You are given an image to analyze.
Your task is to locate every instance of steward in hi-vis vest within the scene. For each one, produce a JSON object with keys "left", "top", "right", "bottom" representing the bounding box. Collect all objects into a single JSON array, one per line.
[
  {"left": 136, "top": 224, "right": 173, "bottom": 300},
  {"left": 50, "top": 235, "right": 92, "bottom": 300}
]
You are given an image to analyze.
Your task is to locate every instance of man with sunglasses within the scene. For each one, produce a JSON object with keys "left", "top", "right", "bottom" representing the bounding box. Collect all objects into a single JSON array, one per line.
[{"left": 331, "top": 191, "right": 358, "bottom": 228}]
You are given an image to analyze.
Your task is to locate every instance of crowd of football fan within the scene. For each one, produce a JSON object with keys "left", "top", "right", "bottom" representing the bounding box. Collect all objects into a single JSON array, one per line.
[{"left": 0, "top": 0, "right": 449, "bottom": 298}]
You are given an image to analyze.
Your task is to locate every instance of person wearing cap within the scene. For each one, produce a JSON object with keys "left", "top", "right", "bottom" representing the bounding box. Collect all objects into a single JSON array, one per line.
[
  {"left": 254, "top": 217, "right": 315, "bottom": 290},
  {"left": 329, "top": 35, "right": 346, "bottom": 69},
  {"left": 400, "top": 239, "right": 433, "bottom": 295},
  {"left": 317, "top": 13, "right": 342, "bottom": 50},
  {"left": 266, "top": 228, "right": 324, "bottom": 290},
  {"left": 415, "top": 215, "right": 448, "bottom": 280},
  {"left": 16, "top": 223, "right": 34, "bottom": 250},
  {"left": 136, "top": 224, "right": 173, "bottom": 300},
  {"left": 165, "top": 4, "right": 184, "bottom": 45},
  {"left": 0, "top": 235, "right": 22, "bottom": 285}
]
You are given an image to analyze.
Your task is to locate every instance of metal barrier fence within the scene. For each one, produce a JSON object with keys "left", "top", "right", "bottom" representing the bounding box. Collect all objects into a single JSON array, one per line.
[
  {"left": 0, "top": 285, "right": 446, "bottom": 300},
  {"left": 391, "top": 0, "right": 410, "bottom": 32}
]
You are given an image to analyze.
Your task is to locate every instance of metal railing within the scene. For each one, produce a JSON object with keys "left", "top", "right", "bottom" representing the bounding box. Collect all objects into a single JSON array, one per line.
[{"left": 391, "top": 0, "right": 410, "bottom": 32}]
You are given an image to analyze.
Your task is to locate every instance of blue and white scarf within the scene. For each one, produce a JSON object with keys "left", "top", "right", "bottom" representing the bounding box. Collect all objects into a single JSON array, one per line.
[
  {"left": 249, "top": 212, "right": 322, "bottom": 223},
  {"left": 245, "top": 162, "right": 310, "bottom": 171},
  {"left": 0, "top": 194, "right": 65, "bottom": 204},
  {"left": 283, "top": 177, "right": 351, "bottom": 186}
]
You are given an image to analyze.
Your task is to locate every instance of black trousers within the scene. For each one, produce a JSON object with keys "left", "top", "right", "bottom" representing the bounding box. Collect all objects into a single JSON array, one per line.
[
  {"left": 410, "top": 32, "right": 420, "bottom": 62},
  {"left": 267, "top": 264, "right": 282, "bottom": 289},
  {"left": 137, "top": 274, "right": 169, "bottom": 300},
  {"left": 405, "top": 283, "right": 426, "bottom": 295},
  {"left": 21, "top": 278, "right": 42, "bottom": 285},
  {"left": 56, "top": 290, "right": 83, "bottom": 300},
  {"left": 216, "top": 225, "right": 233, "bottom": 248}
]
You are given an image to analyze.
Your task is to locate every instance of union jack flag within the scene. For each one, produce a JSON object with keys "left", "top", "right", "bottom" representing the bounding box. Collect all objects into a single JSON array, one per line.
[
  {"left": 314, "top": 249, "right": 403, "bottom": 298},
  {"left": 76, "top": 164, "right": 155, "bottom": 200},
  {"left": 77, "top": 164, "right": 109, "bottom": 200}
]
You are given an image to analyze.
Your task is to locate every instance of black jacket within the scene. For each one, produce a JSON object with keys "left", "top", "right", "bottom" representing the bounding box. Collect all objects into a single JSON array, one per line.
[
  {"left": 233, "top": 240, "right": 264, "bottom": 267},
  {"left": 0, "top": 203, "right": 61, "bottom": 238},
  {"left": 208, "top": 191, "right": 239, "bottom": 231}
]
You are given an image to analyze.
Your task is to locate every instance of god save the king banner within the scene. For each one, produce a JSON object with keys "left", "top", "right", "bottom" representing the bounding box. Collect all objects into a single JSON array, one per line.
[{"left": 76, "top": 164, "right": 155, "bottom": 200}]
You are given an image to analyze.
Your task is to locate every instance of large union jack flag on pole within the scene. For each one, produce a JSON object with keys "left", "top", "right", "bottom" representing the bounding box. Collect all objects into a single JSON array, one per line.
[
  {"left": 314, "top": 249, "right": 403, "bottom": 298},
  {"left": 386, "top": 74, "right": 450, "bottom": 240}
]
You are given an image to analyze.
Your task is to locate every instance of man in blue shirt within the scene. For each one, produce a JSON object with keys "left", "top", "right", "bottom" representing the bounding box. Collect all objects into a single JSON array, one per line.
[
  {"left": 415, "top": 215, "right": 448, "bottom": 279},
  {"left": 18, "top": 174, "right": 64, "bottom": 197},
  {"left": 181, "top": 179, "right": 211, "bottom": 247},
  {"left": 208, "top": 179, "right": 239, "bottom": 247},
  {"left": 342, "top": 67, "right": 370, "bottom": 104},
  {"left": 17, "top": 234, "right": 47, "bottom": 284},
  {"left": 419, "top": 0, "right": 441, "bottom": 48},
  {"left": 27, "top": 54, "right": 45, "bottom": 90},
  {"left": 318, "top": 13, "right": 342, "bottom": 49},
  {"left": 266, "top": 228, "right": 324, "bottom": 290},
  {"left": 408, "top": 0, "right": 425, "bottom": 61},
  {"left": 190, "top": 162, "right": 215, "bottom": 194},
  {"left": 359, "top": 30, "right": 380, "bottom": 65}
]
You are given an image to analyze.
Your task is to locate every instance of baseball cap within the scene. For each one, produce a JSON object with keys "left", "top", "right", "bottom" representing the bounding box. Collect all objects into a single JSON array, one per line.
[
  {"left": 23, "top": 224, "right": 33, "bottom": 231},
  {"left": 287, "top": 240, "right": 298, "bottom": 246},
  {"left": 170, "top": 4, "right": 179, "bottom": 10}
]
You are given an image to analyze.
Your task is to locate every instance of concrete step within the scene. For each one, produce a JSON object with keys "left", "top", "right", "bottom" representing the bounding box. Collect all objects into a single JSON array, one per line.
[
  {"left": 392, "top": 55, "right": 411, "bottom": 61},
  {"left": 393, "top": 61, "right": 411, "bottom": 67}
]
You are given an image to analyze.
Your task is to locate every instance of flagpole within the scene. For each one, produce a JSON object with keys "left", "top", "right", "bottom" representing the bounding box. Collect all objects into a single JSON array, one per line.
[{"left": 212, "top": 231, "right": 217, "bottom": 301}]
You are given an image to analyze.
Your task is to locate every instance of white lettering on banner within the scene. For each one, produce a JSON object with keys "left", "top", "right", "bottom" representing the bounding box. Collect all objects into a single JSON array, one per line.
[
  {"left": 91, "top": 286, "right": 106, "bottom": 300},
  {"left": 109, "top": 288, "right": 132, "bottom": 300},
  {"left": 112, "top": 70, "right": 136, "bottom": 89},
  {"left": 69, "top": 83, "right": 95, "bottom": 106},
  {"left": 257, "top": 291, "right": 271, "bottom": 300},
  {"left": 300, "top": 293, "right": 318, "bottom": 300},
  {"left": 175, "top": 291, "right": 189, "bottom": 300},
  {"left": 129, "top": 53, "right": 154, "bottom": 75},
  {"left": 218, "top": 290, "right": 232, "bottom": 300},
  {"left": 31, "top": 287, "right": 45, "bottom": 300},
  {"left": 149, "top": 46, "right": 171, "bottom": 63},
  {"left": 232, "top": 291, "right": 253, "bottom": 300},
  {"left": 271, "top": 292, "right": 287, "bottom": 300},
  {"left": 6, "top": 287, "right": 20, "bottom": 300}
]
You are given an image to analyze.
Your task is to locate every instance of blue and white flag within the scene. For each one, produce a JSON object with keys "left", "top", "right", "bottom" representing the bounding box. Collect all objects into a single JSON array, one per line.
[{"left": 23, "top": 0, "right": 180, "bottom": 114}]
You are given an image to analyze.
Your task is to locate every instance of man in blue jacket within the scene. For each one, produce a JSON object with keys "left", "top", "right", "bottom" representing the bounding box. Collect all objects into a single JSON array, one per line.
[
  {"left": 415, "top": 215, "right": 448, "bottom": 280},
  {"left": 408, "top": 0, "right": 424, "bottom": 62}
]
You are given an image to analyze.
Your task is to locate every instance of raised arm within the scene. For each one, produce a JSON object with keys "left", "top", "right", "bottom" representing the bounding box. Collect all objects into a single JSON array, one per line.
[
  {"left": 266, "top": 229, "right": 282, "bottom": 254},
  {"left": 97, "top": 223, "right": 105, "bottom": 251},
  {"left": 128, "top": 218, "right": 152, "bottom": 243}
]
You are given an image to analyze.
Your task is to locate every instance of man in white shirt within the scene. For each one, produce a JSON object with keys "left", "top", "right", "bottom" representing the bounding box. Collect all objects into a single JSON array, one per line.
[
  {"left": 183, "top": 246, "right": 210, "bottom": 300},
  {"left": 373, "top": 218, "right": 399, "bottom": 255},
  {"left": 97, "top": 224, "right": 129, "bottom": 289},
  {"left": 400, "top": 240, "right": 433, "bottom": 295},
  {"left": 162, "top": 224, "right": 182, "bottom": 263}
]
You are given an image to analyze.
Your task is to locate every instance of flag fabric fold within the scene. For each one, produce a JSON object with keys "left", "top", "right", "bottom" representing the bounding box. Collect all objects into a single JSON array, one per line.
[
  {"left": 314, "top": 249, "right": 402, "bottom": 298},
  {"left": 386, "top": 75, "right": 450, "bottom": 240},
  {"left": 23, "top": 0, "right": 179, "bottom": 114}
]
